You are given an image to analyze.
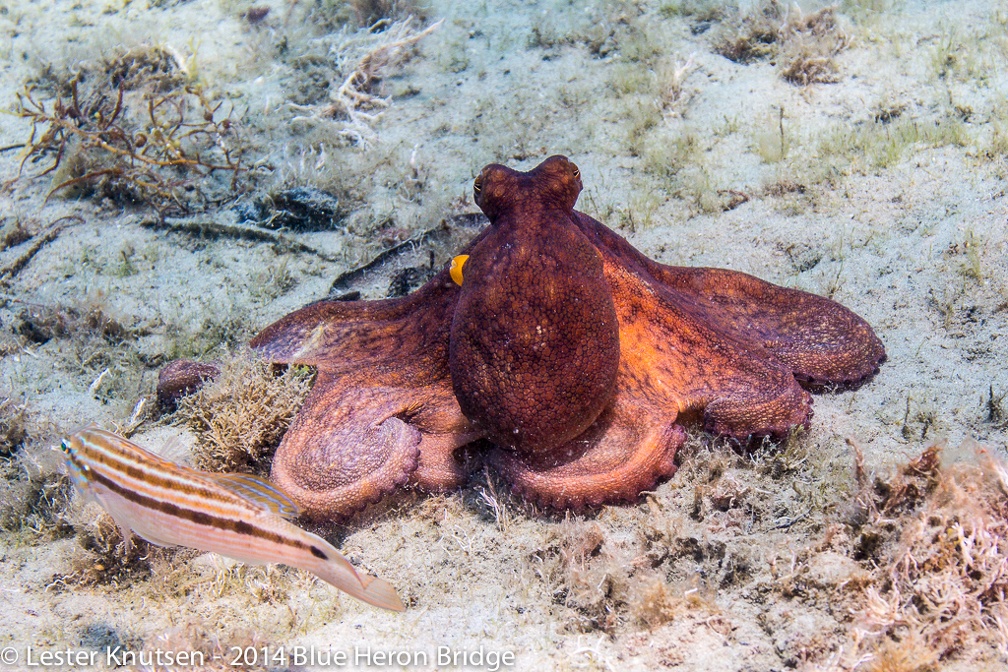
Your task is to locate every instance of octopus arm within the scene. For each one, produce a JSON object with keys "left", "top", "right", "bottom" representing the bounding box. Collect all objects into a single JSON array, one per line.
[
  {"left": 488, "top": 376, "right": 685, "bottom": 509},
  {"left": 253, "top": 256, "right": 484, "bottom": 519},
  {"left": 249, "top": 271, "right": 458, "bottom": 372},
  {"left": 266, "top": 362, "right": 480, "bottom": 520},
  {"left": 647, "top": 266, "right": 886, "bottom": 389},
  {"left": 573, "top": 211, "right": 886, "bottom": 390},
  {"left": 603, "top": 250, "right": 812, "bottom": 442},
  {"left": 269, "top": 372, "right": 423, "bottom": 519}
]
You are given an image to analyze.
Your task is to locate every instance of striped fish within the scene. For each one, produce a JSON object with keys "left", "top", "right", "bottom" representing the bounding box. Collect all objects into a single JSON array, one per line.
[{"left": 60, "top": 426, "right": 403, "bottom": 612}]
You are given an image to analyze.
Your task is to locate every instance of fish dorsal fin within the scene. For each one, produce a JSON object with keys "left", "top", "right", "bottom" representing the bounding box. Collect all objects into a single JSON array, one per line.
[
  {"left": 158, "top": 434, "right": 193, "bottom": 467},
  {"left": 206, "top": 472, "right": 302, "bottom": 520}
]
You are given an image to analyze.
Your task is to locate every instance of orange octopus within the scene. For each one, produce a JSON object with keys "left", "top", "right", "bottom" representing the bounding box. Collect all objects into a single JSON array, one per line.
[{"left": 248, "top": 156, "right": 885, "bottom": 519}]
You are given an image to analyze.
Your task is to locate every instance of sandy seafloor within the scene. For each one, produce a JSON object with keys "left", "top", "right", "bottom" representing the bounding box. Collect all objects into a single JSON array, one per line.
[{"left": 1, "top": 0, "right": 1008, "bottom": 670}]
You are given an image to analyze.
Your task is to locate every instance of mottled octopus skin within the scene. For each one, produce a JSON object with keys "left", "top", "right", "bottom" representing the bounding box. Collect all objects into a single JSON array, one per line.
[
  {"left": 250, "top": 155, "right": 885, "bottom": 519},
  {"left": 157, "top": 359, "right": 221, "bottom": 411},
  {"left": 451, "top": 157, "right": 620, "bottom": 454}
]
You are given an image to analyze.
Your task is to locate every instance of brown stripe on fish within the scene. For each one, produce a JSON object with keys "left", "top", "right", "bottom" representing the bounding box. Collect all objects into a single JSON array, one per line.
[
  {"left": 82, "top": 462, "right": 312, "bottom": 554},
  {"left": 70, "top": 432, "right": 218, "bottom": 498},
  {"left": 59, "top": 426, "right": 405, "bottom": 611},
  {"left": 67, "top": 433, "right": 262, "bottom": 519}
]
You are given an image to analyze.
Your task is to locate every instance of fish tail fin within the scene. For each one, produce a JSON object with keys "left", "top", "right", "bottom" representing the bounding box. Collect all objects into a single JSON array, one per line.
[
  {"left": 356, "top": 574, "right": 406, "bottom": 612},
  {"left": 314, "top": 548, "right": 405, "bottom": 612}
]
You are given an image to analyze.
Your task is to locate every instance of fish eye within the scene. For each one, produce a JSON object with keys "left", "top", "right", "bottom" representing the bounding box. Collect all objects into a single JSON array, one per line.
[{"left": 59, "top": 440, "right": 69, "bottom": 453}]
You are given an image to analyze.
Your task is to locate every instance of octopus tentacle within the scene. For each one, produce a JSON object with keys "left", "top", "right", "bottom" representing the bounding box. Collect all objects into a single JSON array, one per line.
[
  {"left": 250, "top": 272, "right": 458, "bottom": 371},
  {"left": 648, "top": 266, "right": 886, "bottom": 389},
  {"left": 270, "top": 371, "right": 478, "bottom": 519},
  {"left": 600, "top": 244, "right": 813, "bottom": 443},
  {"left": 270, "top": 375, "right": 422, "bottom": 520},
  {"left": 701, "top": 383, "right": 811, "bottom": 441},
  {"left": 252, "top": 253, "right": 487, "bottom": 518},
  {"left": 402, "top": 383, "right": 483, "bottom": 491},
  {"left": 489, "top": 375, "right": 684, "bottom": 509},
  {"left": 573, "top": 211, "right": 886, "bottom": 391}
]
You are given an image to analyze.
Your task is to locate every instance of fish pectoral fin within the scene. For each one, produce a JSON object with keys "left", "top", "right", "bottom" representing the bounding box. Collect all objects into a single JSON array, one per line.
[
  {"left": 205, "top": 472, "right": 302, "bottom": 520},
  {"left": 91, "top": 493, "right": 143, "bottom": 549},
  {"left": 132, "top": 528, "right": 178, "bottom": 549},
  {"left": 106, "top": 513, "right": 146, "bottom": 551}
]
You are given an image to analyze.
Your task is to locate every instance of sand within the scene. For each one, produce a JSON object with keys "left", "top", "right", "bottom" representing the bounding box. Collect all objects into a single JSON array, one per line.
[{"left": 1, "top": 0, "right": 1007, "bottom": 670}]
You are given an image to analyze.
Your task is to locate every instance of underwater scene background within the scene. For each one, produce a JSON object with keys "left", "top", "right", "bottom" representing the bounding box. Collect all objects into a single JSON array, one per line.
[{"left": 1, "top": 1, "right": 1007, "bottom": 670}]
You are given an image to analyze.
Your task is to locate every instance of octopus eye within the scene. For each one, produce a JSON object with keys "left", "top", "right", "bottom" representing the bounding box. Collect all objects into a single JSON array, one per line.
[
  {"left": 450, "top": 255, "right": 469, "bottom": 286},
  {"left": 473, "top": 176, "right": 482, "bottom": 194},
  {"left": 571, "top": 164, "right": 580, "bottom": 179}
]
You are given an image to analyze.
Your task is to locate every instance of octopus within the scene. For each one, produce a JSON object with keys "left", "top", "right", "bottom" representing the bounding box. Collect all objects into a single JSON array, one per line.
[{"left": 248, "top": 155, "right": 885, "bottom": 519}]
